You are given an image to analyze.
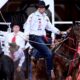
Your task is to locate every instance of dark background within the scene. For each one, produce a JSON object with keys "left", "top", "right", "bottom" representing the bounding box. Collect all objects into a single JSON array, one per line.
[{"left": 0, "top": 0, "right": 80, "bottom": 31}]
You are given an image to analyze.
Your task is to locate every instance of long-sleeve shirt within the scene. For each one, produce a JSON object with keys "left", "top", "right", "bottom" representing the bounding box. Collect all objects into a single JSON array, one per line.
[
  {"left": 10, "top": 48, "right": 25, "bottom": 67},
  {"left": 0, "top": 31, "right": 25, "bottom": 67},
  {"left": 24, "top": 10, "right": 60, "bottom": 38},
  {"left": 5, "top": 31, "right": 25, "bottom": 49},
  {"left": 3, "top": 31, "right": 26, "bottom": 56}
]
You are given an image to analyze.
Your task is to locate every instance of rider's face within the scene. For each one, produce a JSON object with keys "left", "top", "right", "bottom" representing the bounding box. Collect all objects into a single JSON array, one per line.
[
  {"left": 38, "top": 7, "right": 46, "bottom": 14},
  {"left": 13, "top": 25, "right": 20, "bottom": 33}
]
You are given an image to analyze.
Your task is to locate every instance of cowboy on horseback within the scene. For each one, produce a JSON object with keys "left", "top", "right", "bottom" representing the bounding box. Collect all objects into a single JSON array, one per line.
[{"left": 24, "top": 0, "right": 68, "bottom": 79}]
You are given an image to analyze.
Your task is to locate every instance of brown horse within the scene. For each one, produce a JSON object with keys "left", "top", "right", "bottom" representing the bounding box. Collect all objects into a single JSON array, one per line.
[
  {"left": 27, "top": 24, "right": 80, "bottom": 80},
  {"left": 53, "top": 24, "right": 80, "bottom": 80}
]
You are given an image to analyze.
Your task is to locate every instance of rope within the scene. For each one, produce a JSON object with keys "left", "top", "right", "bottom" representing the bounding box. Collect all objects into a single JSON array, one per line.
[
  {"left": 19, "top": 33, "right": 69, "bottom": 46},
  {"left": 29, "top": 37, "right": 68, "bottom": 46},
  {"left": 0, "top": 11, "right": 6, "bottom": 22},
  {"left": 51, "top": 37, "right": 69, "bottom": 53},
  {"left": 29, "top": 40, "right": 51, "bottom": 45},
  {"left": 56, "top": 53, "right": 80, "bottom": 62},
  {"left": 68, "top": 37, "right": 75, "bottom": 41}
]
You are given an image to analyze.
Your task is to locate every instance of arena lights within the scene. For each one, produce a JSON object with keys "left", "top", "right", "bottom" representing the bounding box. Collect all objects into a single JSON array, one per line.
[{"left": 0, "top": 0, "right": 8, "bottom": 9}]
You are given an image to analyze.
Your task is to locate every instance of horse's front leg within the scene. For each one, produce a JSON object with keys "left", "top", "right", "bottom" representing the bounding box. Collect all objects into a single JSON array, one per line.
[{"left": 55, "top": 63, "right": 63, "bottom": 80}]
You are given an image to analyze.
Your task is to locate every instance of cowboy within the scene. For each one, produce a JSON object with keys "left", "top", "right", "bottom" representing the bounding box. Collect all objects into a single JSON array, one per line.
[
  {"left": 4, "top": 24, "right": 26, "bottom": 62},
  {"left": 1, "top": 24, "right": 27, "bottom": 80},
  {"left": 0, "top": 42, "right": 25, "bottom": 80},
  {"left": 5, "top": 24, "right": 25, "bottom": 49},
  {"left": 0, "top": 24, "right": 26, "bottom": 57},
  {"left": 9, "top": 43, "right": 25, "bottom": 71},
  {"left": 24, "top": 0, "right": 68, "bottom": 79},
  {"left": 9, "top": 43, "right": 25, "bottom": 80}
]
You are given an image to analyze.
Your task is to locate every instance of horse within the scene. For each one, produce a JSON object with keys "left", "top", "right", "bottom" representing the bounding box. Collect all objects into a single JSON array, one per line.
[
  {"left": 0, "top": 54, "right": 14, "bottom": 80},
  {"left": 25, "top": 24, "right": 80, "bottom": 80},
  {"left": 53, "top": 23, "right": 80, "bottom": 80}
]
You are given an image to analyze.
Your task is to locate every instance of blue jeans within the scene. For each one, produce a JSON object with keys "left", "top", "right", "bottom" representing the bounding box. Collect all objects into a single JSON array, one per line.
[{"left": 29, "top": 35, "right": 53, "bottom": 77}]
